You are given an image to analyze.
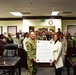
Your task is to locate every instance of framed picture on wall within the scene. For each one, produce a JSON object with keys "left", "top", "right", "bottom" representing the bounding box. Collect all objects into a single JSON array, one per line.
[
  {"left": 0, "top": 26, "right": 3, "bottom": 34},
  {"left": 67, "top": 25, "right": 76, "bottom": 36},
  {"left": 7, "top": 26, "right": 17, "bottom": 34}
]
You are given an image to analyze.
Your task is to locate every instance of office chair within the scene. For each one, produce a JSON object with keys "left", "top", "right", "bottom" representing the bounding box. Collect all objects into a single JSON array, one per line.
[
  {"left": 4, "top": 44, "right": 18, "bottom": 57},
  {"left": 0, "top": 44, "right": 18, "bottom": 75}
]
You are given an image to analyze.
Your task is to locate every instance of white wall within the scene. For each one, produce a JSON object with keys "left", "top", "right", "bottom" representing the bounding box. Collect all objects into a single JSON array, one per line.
[
  {"left": 23, "top": 19, "right": 62, "bottom": 32},
  {"left": 62, "top": 20, "right": 76, "bottom": 32},
  {"left": 0, "top": 19, "right": 76, "bottom": 34},
  {"left": 0, "top": 20, "right": 23, "bottom": 33},
  {"left": 1, "top": 19, "right": 73, "bottom": 34}
]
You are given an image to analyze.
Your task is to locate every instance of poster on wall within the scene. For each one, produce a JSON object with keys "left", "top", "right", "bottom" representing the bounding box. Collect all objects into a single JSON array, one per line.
[{"left": 36, "top": 40, "right": 53, "bottom": 63}]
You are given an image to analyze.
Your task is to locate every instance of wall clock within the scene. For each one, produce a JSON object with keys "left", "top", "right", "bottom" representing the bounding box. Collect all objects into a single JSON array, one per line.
[{"left": 48, "top": 20, "right": 53, "bottom": 25}]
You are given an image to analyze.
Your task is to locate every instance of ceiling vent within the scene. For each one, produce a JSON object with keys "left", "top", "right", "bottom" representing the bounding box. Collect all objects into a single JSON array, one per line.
[
  {"left": 21, "top": 12, "right": 31, "bottom": 14},
  {"left": 62, "top": 12, "right": 72, "bottom": 14},
  {"left": 58, "top": 11, "right": 72, "bottom": 15}
]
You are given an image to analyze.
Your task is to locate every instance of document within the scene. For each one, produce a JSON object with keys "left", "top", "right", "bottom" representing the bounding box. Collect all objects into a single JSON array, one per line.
[{"left": 36, "top": 40, "right": 53, "bottom": 63}]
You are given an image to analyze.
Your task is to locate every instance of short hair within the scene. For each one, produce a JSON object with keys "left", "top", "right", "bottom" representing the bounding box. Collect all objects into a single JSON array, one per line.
[
  {"left": 58, "top": 28, "right": 60, "bottom": 30},
  {"left": 16, "top": 32, "right": 19, "bottom": 35},
  {"left": 26, "top": 32, "right": 29, "bottom": 34},
  {"left": 29, "top": 31, "right": 35, "bottom": 34},
  {"left": 24, "top": 32, "right": 29, "bottom": 37}
]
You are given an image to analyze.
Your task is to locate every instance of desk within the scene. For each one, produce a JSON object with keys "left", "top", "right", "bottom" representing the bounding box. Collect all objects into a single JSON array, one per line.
[
  {"left": 67, "top": 57, "right": 76, "bottom": 75},
  {"left": 67, "top": 47, "right": 76, "bottom": 57},
  {"left": 0, "top": 57, "right": 21, "bottom": 75}
]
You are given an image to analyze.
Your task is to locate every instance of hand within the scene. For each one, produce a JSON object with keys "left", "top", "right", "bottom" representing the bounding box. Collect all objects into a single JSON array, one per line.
[
  {"left": 33, "top": 58, "right": 36, "bottom": 62},
  {"left": 64, "top": 51, "right": 67, "bottom": 55},
  {"left": 2, "top": 39, "right": 6, "bottom": 43},
  {"left": 51, "top": 59, "right": 56, "bottom": 64}
]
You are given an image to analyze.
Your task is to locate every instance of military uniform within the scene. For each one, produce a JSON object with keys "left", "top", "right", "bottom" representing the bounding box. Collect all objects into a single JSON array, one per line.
[{"left": 26, "top": 39, "right": 37, "bottom": 75}]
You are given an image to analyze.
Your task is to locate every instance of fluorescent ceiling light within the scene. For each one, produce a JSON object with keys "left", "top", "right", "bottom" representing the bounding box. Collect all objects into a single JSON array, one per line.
[
  {"left": 10, "top": 12, "right": 23, "bottom": 16},
  {"left": 51, "top": 11, "right": 59, "bottom": 15}
]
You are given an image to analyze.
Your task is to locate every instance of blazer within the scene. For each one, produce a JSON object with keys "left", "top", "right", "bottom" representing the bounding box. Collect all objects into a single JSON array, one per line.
[{"left": 52, "top": 40, "right": 63, "bottom": 69}]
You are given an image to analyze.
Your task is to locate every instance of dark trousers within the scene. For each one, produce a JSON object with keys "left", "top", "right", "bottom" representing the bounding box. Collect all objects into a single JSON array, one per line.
[
  {"left": 23, "top": 49, "right": 28, "bottom": 69},
  {"left": 55, "top": 67, "right": 62, "bottom": 75}
]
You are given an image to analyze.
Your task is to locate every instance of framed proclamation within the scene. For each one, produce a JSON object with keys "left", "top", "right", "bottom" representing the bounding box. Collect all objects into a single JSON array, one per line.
[{"left": 36, "top": 40, "right": 53, "bottom": 63}]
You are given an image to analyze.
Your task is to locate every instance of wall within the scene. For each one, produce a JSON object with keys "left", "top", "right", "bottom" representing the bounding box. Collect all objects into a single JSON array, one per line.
[
  {"left": 62, "top": 20, "right": 76, "bottom": 32},
  {"left": 23, "top": 19, "right": 62, "bottom": 32},
  {"left": 0, "top": 20, "right": 23, "bottom": 33},
  {"left": 1, "top": 19, "right": 76, "bottom": 34}
]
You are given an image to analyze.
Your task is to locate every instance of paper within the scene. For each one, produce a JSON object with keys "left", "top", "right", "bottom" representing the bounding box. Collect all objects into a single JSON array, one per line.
[{"left": 36, "top": 40, "right": 53, "bottom": 63}]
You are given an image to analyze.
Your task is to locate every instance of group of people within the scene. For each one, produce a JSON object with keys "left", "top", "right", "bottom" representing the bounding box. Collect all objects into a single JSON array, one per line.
[
  {"left": 0, "top": 32, "right": 22, "bottom": 48},
  {"left": 25, "top": 29, "right": 67, "bottom": 75},
  {"left": 0, "top": 28, "right": 76, "bottom": 75},
  {"left": 25, "top": 28, "right": 76, "bottom": 75}
]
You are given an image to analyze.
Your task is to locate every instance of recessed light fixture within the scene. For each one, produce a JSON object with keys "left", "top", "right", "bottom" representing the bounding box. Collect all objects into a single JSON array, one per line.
[
  {"left": 51, "top": 11, "right": 59, "bottom": 16},
  {"left": 10, "top": 12, "right": 23, "bottom": 16}
]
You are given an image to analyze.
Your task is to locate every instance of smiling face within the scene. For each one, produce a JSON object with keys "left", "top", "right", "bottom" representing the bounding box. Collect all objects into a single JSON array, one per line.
[
  {"left": 53, "top": 33, "right": 60, "bottom": 41},
  {"left": 53, "top": 35, "right": 58, "bottom": 41},
  {"left": 30, "top": 32, "right": 36, "bottom": 40}
]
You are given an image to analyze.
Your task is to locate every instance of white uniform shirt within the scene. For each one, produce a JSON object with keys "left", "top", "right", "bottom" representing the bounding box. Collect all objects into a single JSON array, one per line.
[{"left": 23, "top": 37, "right": 30, "bottom": 51}]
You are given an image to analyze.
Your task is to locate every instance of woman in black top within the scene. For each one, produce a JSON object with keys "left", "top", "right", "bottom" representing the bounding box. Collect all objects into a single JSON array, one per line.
[{"left": 6, "top": 33, "right": 13, "bottom": 44}]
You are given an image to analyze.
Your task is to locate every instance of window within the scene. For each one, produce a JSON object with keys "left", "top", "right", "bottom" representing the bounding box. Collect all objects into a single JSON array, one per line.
[
  {"left": 67, "top": 25, "right": 76, "bottom": 36},
  {"left": 7, "top": 26, "right": 17, "bottom": 34}
]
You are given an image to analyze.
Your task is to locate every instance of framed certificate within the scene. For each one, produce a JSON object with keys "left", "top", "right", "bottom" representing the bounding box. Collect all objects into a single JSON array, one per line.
[{"left": 36, "top": 40, "right": 53, "bottom": 63}]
